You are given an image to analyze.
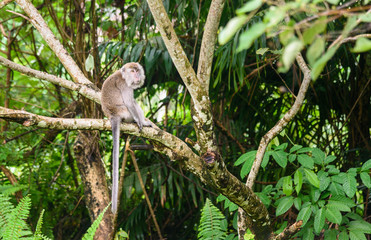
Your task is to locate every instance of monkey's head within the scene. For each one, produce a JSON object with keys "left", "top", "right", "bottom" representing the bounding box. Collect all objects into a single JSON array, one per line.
[{"left": 121, "top": 62, "right": 145, "bottom": 89}]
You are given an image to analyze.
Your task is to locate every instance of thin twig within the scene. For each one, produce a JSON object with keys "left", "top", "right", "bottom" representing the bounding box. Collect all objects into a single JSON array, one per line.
[{"left": 129, "top": 148, "right": 164, "bottom": 240}]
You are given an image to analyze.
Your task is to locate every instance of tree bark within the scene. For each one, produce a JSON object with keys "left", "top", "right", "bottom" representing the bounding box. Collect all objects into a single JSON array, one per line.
[{"left": 74, "top": 131, "right": 114, "bottom": 240}]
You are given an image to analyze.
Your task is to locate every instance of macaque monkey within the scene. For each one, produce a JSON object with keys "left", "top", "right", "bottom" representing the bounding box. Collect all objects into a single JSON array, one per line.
[{"left": 101, "top": 62, "right": 152, "bottom": 214}]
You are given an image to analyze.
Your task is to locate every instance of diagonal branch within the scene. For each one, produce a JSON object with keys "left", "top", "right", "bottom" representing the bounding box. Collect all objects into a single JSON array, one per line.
[
  {"left": 14, "top": 0, "right": 92, "bottom": 86},
  {"left": 246, "top": 53, "right": 312, "bottom": 188},
  {"left": 0, "top": 0, "right": 13, "bottom": 9},
  {"left": 146, "top": 0, "right": 216, "bottom": 152},
  {"left": 0, "top": 56, "right": 100, "bottom": 103},
  {"left": 197, "top": 0, "right": 225, "bottom": 88}
]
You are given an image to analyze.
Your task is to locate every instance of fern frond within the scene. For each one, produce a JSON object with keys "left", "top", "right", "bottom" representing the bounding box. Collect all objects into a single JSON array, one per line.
[
  {"left": 198, "top": 198, "right": 227, "bottom": 240},
  {"left": 82, "top": 204, "right": 110, "bottom": 240},
  {"left": 4, "top": 195, "right": 33, "bottom": 240},
  {"left": 0, "top": 194, "right": 15, "bottom": 238},
  {"left": 31, "top": 209, "right": 51, "bottom": 240},
  {"left": 0, "top": 184, "right": 27, "bottom": 196}
]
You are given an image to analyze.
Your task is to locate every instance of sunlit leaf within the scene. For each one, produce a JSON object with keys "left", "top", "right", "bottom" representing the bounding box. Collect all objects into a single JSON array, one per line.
[
  {"left": 219, "top": 16, "right": 248, "bottom": 45},
  {"left": 282, "top": 39, "right": 304, "bottom": 71},
  {"left": 236, "top": 0, "right": 263, "bottom": 14},
  {"left": 85, "top": 54, "right": 94, "bottom": 72},
  {"left": 307, "top": 37, "right": 325, "bottom": 66},
  {"left": 352, "top": 38, "right": 371, "bottom": 53},
  {"left": 303, "top": 168, "right": 320, "bottom": 188},
  {"left": 237, "top": 22, "right": 267, "bottom": 51}
]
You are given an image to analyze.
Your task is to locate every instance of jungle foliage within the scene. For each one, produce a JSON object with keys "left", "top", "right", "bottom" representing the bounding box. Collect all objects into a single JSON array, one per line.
[{"left": 0, "top": 0, "right": 370, "bottom": 239}]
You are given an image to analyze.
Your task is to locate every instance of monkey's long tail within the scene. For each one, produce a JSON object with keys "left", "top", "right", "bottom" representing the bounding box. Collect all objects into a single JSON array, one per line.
[{"left": 111, "top": 117, "right": 121, "bottom": 214}]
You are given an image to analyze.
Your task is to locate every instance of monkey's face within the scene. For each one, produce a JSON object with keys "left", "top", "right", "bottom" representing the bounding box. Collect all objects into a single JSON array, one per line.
[{"left": 122, "top": 62, "right": 145, "bottom": 89}]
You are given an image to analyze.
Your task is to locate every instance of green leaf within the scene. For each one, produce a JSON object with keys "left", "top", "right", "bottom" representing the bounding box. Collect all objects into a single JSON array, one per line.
[
  {"left": 275, "top": 143, "right": 288, "bottom": 151},
  {"left": 237, "top": 22, "right": 267, "bottom": 51},
  {"left": 303, "top": 168, "right": 320, "bottom": 188},
  {"left": 235, "top": 150, "right": 257, "bottom": 166},
  {"left": 236, "top": 0, "right": 263, "bottom": 14},
  {"left": 256, "top": 48, "right": 269, "bottom": 55},
  {"left": 261, "top": 151, "right": 272, "bottom": 168},
  {"left": 349, "top": 230, "right": 367, "bottom": 240},
  {"left": 303, "top": 226, "right": 315, "bottom": 240},
  {"left": 312, "top": 148, "right": 325, "bottom": 165},
  {"left": 319, "top": 174, "right": 330, "bottom": 192},
  {"left": 282, "top": 39, "right": 304, "bottom": 70},
  {"left": 85, "top": 54, "right": 94, "bottom": 72},
  {"left": 361, "top": 159, "right": 371, "bottom": 171},
  {"left": 324, "top": 155, "right": 336, "bottom": 164},
  {"left": 276, "top": 196, "right": 294, "bottom": 216},
  {"left": 343, "top": 16, "right": 358, "bottom": 37},
  {"left": 348, "top": 220, "right": 371, "bottom": 234},
  {"left": 324, "top": 229, "right": 338, "bottom": 240},
  {"left": 240, "top": 158, "right": 254, "bottom": 179},
  {"left": 352, "top": 38, "right": 371, "bottom": 53},
  {"left": 82, "top": 204, "right": 110, "bottom": 240},
  {"left": 293, "top": 197, "right": 301, "bottom": 210},
  {"left": 303, "top": 17, "right": 327, "bottom": 45},
  {"left": 326, "top": 0, "right": 340, "bottom": 5},
  {"left": 343, "top": 173, "right": 357, "bottom": 198},
  {"left": 359, "top": 12, "right": 371, "bottom": 22},
  {"left": 219, "top": 16, "right": 248, "bottom": 45},
  {"left": 289, "top": 154, "right": 296, "bottom": 163},
  {"left": 311, "top": 46, "right": 338, "bottom": 80},
  {"left": 314, "top": 208, "right": 325, "bottom": 234},
  {"left": 298, "top": 154, "right": 314, "bottom": 169},
  {"left": 329, "top": 182, "right": 345, "bottom": 195},
  {"left": 325, "top": 206, "right": 342, "bottom": 224},
  {"left": 265, "top": 7, "right": 285, "bottom": 28},
  {"left": 297, "top": 206, "right": 311, "bottom": 226},
  {"left": 290, "top": 145, "right": 303, "bottom": 153},
  {"left": 339, "top": 231, "right": 349, "bottom": 240},
  {"left": 272, "top": 151, "right": 288, "bottom": 168},
  {"left": 294, "top": 170, "right": 303, "bottom": 194},
  {"left": 283, "top": 176, "right": 293, "bottom": 196},
  {"left": 279, "top": 28, "right": 295, "bottom": 46},
  {"left": 330, "top": 195, "right": 356, "bottom": 208},
  {"left": 360, "top": 172, "right": 371, "bottom": 188},
  {"left": 327, "top": 200, "right": 351, "bottom": 212}
]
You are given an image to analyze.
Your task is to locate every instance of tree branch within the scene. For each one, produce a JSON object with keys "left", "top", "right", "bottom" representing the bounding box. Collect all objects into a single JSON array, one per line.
[
  {"left": 0, "top": 0, "right": 13, "bottom": 9},
  {"left": 0, "top": 105, "right": 273, "bottom": 239},
  {"left": 197, "top": 0, "right": 225, "bottom": 88},
  {"left": 14, "top": 0, "right": 93, "bottom": 85},
  {"left": 247, "top": 53, "right": 312, "bottom": 188},
  {"left": 146, "top": 0, "right": 216, "bottom": 153},
  {"left": 0, "top": 56, "right": 100, "bottom": 103}
]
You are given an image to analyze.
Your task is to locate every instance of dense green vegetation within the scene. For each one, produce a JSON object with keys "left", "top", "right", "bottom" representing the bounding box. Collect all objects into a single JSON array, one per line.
[{"left": 0, "top": 0, "right": 370, "bottom": 239}]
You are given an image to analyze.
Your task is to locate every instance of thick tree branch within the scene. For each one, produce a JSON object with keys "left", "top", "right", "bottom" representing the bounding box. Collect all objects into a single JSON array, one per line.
[
  {"left": 0, "top": 105, "right": 273, "bottom": 239},
  {"left": 0, "top": 56, "right": 100, "bottom": 103},
  {"left": 14, "top": 0, "right": 92, "bottom": 86},
  {"left": 247, "top": 53, "right": 312, "bottom": 188},
  {"left": 0, "top": 0, "right": 13, "bottom": 9},
  {"left": 146, "top": 0, "right": 216, "bottom": 153},
  {"left": 197, "top": 0, "right": 225, "bottom": 88}
]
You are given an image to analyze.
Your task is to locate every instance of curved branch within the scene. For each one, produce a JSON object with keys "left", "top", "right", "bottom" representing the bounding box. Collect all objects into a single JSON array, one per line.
[
  {"left": 246, "top": 53, "right": 312, "bottom": 188},
  {"left": 0, "top": 105, "right": 273, "bottom": 239},
  {"left": 14, "top": 0, "right": 92, "bottom": 85},
  {"left": 0, "top": 56, "right": 100, "bottom": 103}
]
